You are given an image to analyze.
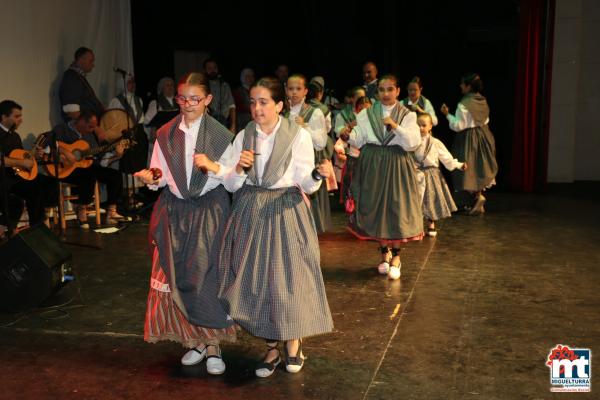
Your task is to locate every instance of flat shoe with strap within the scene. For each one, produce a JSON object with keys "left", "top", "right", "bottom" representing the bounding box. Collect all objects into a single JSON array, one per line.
[{"left": 256, "top": 342, "right": 281, "bottom": 378}]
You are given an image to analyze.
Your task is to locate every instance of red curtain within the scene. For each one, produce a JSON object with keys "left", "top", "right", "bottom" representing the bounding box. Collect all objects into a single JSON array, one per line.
[{"left": 510, "top": 0, "right": 555, "bottom": 192}]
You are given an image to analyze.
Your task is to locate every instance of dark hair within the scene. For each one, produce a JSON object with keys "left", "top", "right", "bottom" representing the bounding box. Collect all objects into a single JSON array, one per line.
[
  {"left": 307, "top": 81, "right": 324, "bottom": 100},
  {"left": 408, "top": 76, "right": 423, "bottom": 89},
  {"left": 74, "top": 47, "right": 92, "bottom": 60},
  {"left": 378, "top": 74, "right": 399, "bottom": 88},
  {"left": 178, "top": 72, "right": 211, "bottom": 95},
  {"left": 0, "top": 100, "right": 22, "bottom": 118},
  {"left": 287, "top": 74, "right": 307, "bottom": 87},
  {"left": 461, "top": 73, "right": 483, "bottom": 93},
  {"left": 203, "top": 58, "right": 218, "bottom": 69},
  {"left": 355, "top": 96, "right": 372, "bottom": 109},
  {"left": 252, "top": 76, "right": 285, "bottom": 104},
  {"left": 77, "top": 109, "right": 97, "bottom": 122}
]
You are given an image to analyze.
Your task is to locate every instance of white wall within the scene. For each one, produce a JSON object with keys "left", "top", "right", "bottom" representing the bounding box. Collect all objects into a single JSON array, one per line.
[
  {"left": 0, "top": 0, "right": 133, "bottom": 146},
  {"left": 548, "top": 0, "right": 600, "bottom": 182}
]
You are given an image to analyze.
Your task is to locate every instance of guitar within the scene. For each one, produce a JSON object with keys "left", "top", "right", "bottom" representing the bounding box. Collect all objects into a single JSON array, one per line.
[
  {"left": 9, "top": 134, "right": 48, "bottom": 181},
  {"left": 44, "top": 138, "right": 131, "bottom": 178}
]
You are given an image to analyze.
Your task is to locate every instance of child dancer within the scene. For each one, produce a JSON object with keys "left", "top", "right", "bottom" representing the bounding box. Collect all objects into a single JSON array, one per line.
[
  {"left": 341, "top": 74, "right": 423, "bottom": 280},
  {"left": 285, "top": 74, "right": 331, "bottom": 233},
  {"left": 415, "top": 113, "right": 467, "bottom": 236},
  {"left": 441, "top": 73, "right": 498, "bottom": 215},
  {"left": 401, "top": 76, "right": 438, "bottom": 126},
  {"left": 333, "top": 87, "right": 367, "bottom": 206},
  {"left": 334, "top": 96, "right": 371, "bottom": 213},
  {"left": 219, "top": 77, "right": 333, "bottom": 378},
  {"left": 135, "top": 72, "right": 236, "bottom": 375}
]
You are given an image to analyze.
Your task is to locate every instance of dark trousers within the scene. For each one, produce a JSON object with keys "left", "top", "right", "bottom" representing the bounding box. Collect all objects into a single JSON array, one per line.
[
  {"left": 61, "top": 165, "right": 122, "bottom": 205},
  {"left": 1, "top": 177, "right": 46, "bottom": 229}
]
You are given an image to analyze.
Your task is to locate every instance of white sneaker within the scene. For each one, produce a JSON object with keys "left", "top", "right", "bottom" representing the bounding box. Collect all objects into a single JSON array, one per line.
[
  {"left": 388, "top": 264, "right": 401, "bottom": 280},
  {"left": 181, "top": 346, "right": 207, "bottom": 366},
  {"left": 206, "top": 346, "right": 226, "bottom": 375},
  {"left": 377, "top": 261, "right": 390, "bottom": 275}
]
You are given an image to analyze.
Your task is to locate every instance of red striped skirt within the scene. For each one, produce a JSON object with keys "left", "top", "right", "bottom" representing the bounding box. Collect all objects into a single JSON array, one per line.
[{"left": 144, "top": 247, "right": 236, "bottom": 348}]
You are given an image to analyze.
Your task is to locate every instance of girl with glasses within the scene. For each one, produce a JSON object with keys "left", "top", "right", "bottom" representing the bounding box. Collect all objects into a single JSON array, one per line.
[{"left": 134, "top": 72, "right": 237, "bottom": 375}]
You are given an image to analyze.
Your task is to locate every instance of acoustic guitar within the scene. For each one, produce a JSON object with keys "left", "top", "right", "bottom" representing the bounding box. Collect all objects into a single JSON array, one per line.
[
  {"left": 44, "top": 138, "right": 131, "bottom": 179},
  {"left": 9, "top": 134, "right": 47, "bottom": 180}
]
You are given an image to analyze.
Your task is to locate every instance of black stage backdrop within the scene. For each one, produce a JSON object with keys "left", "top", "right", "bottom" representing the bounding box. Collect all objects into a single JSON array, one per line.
[{"left": 131, "top": 0, "right": 521, "bottom": 188}]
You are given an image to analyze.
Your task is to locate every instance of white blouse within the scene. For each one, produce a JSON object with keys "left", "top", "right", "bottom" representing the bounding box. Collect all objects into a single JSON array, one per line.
[
  {"left": 414, "top": 134, "right": 464, "bottom": 170},
  {"left": 348, "top": 102, "right": 421, "bottom": 151},
  {"left": 289, "top": 100, "right": 327, "bottom": 150},
  {"left": 446, "top": 103, "right": 490, "bottom": 132},
  {"left": 224, "top": 117, "right": 322, "bottom": 195},
  {"left": 148, "top": 114, "right": 236, "bottom": 198}
]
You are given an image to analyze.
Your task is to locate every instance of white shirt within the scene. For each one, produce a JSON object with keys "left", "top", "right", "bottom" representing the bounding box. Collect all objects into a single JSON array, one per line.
[
  {"left": 144, "top": 97, "right": 176, "bottom": 126},
  {"left": 447, "top": 103, "right": 490, "bottom": 132},
  {"left": 289, "top": 100, "right": 327, "bottom": 150},
  {"left": 407, "top": 97, "right": 438, "bottom": 126},
  {"left": 348, "top": 102, "right": 421, "bottom": 151},
  {"left": 415, "top": 134, "right": 464, "bottom": 170},
  {"left": 334, "top": 112, "right": 360, "bottom": 157},
  {"left": 148, "top": 114, "right": 235, "bottom": 198},
  {"left": 224, "top": 117, "right": 322, "bottom": 195},
  {"left": 108, "top": 92, "right": 144, "bottom": 124}
]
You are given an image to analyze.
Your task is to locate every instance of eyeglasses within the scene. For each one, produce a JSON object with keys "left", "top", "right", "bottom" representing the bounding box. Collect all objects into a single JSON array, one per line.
[{"left": 174, "top": 95, "right": 205, "bottom": 106}]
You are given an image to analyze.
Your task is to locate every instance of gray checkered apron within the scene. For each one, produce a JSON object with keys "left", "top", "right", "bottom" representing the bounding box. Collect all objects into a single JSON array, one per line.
[
  {"left": 218, "top": 118, "right": 334, "bottom": 340},
  {"left": 149, "top": 114, "right": 234, "bottom": 329}
]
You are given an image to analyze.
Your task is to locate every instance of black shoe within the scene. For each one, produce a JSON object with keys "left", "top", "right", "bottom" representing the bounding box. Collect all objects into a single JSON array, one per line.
[{"left": 255, "top": 342, "right": 281, "bottom": 378}]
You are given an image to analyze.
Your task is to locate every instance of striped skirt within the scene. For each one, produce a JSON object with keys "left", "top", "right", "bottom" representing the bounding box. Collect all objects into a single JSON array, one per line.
[
  {"left": 218, "top": 185, "right": 334, "bottom": 341},
  {"left": 144, "top": 246, "right": 236, "bottom": 348},
  {"left": 422, "top": 167, "right": 458, "bottom": 221}
]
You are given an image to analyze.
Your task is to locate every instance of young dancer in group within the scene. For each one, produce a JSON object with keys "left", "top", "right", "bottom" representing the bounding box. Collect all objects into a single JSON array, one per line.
[
  {"left": 334, "top": 95, "right": 371, "bottom": 214},
  {"left": 218, "top": 77, "right": 333, "bottom": 378},
  {"left": 284, "top": 74, "right": 331, "bottom": 233},
  {"left": 135, "top": 72, "right": 236, "bottom": 375},
  {"left": 402, "top": 76, "right": 438, "bottom": 126},
  {"left": 414, "top": 113, "right": 467, "bottom": 236},
  {"left": 341, "top": 74, "right": 423, "bottom": 280},
  {"left": 441, "top": 73, "right": 498, "bottom": 215}
]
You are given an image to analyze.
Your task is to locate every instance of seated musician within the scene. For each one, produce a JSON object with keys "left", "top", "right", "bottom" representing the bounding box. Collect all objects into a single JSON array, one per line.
[
  {"left": 49, "top": 110, "right": 125, "bottom": 228},
  {"left": 0, "top": 100, "right": 56, "bottom": 233}
]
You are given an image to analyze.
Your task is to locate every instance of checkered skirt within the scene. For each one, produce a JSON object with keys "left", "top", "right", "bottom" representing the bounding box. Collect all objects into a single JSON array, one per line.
[
  {"left": 218, "top": 185, "right": 334, "bottom": 341},
  {"left": 422, "top": 167, "right": 458, "bottom": 221}
]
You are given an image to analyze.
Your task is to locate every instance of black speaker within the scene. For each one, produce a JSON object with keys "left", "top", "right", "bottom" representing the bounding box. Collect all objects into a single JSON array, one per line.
[{"left": 0, "top": 225, "right": 73, "bottom": 311}]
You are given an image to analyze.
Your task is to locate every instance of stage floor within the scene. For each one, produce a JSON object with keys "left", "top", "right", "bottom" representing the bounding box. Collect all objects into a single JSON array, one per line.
[{"left": 1, "top": 185, "right": 599, "bottom": 400}]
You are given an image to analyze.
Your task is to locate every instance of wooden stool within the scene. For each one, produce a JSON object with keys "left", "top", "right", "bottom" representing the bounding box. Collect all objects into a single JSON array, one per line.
[{"left": 58, "top": 181, "right": 101, "bottom": 230}]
